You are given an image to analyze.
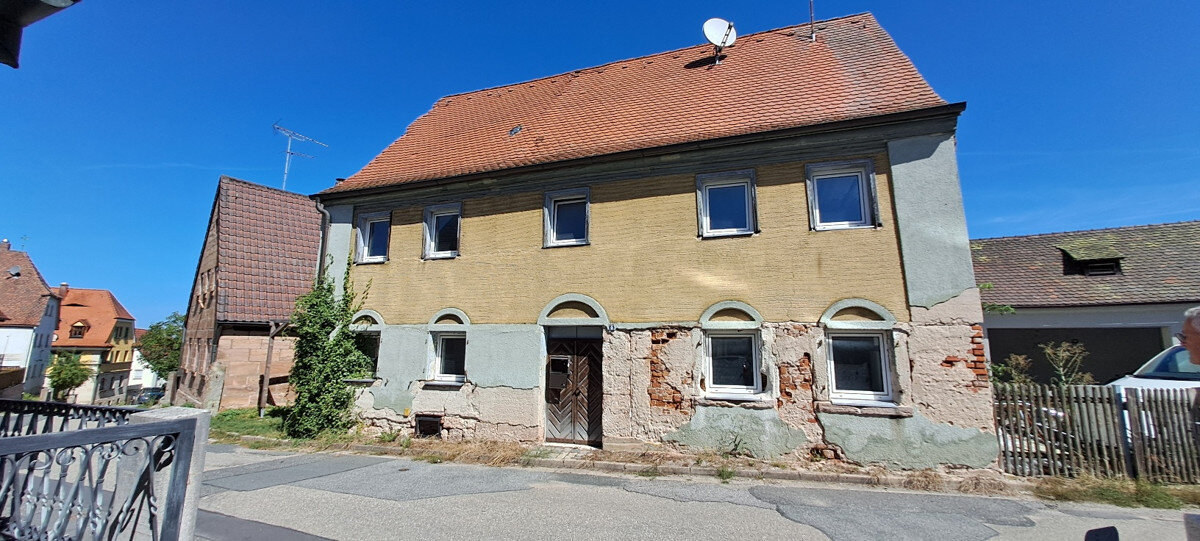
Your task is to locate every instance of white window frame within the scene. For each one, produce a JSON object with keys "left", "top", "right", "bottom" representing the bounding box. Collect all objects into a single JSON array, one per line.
[
  {"left": 433, "top": 332, "right": 467, "bottom": 383},
  {"left": 543, "top": 188, "right": 590, "bottom": 248},
  {"left": 356, "top": 211, "right": 391, "bottom": 264},
  {"left": 696, "top": 170, "right": 757, "bottom": 238},
  {"left": 826, "top": 330, "right": 895, "bottom": 405},
  {"left": 805, "top": 160, "right": 879, "bottom": 231},
  {"left": 423, "top": 203, "right": 461, "bottom": 260},
  {"left": 704, "top": 330, "right": 762, "bottom": 396}
]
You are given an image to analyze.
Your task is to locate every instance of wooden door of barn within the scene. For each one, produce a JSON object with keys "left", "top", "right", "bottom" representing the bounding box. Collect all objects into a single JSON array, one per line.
[{"left": 545, "top": 338, "right": 603, "bottom": 446}]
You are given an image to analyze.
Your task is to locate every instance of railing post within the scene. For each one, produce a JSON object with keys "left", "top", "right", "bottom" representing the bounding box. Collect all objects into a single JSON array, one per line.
[{"left": 129, "top": 407, "right": 210, "bottom": 540}]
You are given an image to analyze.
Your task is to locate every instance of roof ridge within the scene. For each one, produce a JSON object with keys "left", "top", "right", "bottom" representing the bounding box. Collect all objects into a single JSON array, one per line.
[
  {"left": 437, "top": 12, "right": 877, "bottom": 101},
  {"left": 972, "top": 219, "right": 1200, "bottom": 242},
  {"left": 220, "top": 175, "right": 315, "bottom": 201}
]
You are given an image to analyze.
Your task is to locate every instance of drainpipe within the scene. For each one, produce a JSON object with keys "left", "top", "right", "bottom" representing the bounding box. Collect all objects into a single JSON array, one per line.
[{"left": 313, "top": 197, "right": 331, "bottom": 280}]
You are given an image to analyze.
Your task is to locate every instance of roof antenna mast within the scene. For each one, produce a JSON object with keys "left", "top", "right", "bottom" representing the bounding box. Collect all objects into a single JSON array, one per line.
[
  {"left": 273, "top": 124, "right": 328, "bottom": 191},
  {"left": 809, "top": 0, "right": 816, "bottom": 41}
]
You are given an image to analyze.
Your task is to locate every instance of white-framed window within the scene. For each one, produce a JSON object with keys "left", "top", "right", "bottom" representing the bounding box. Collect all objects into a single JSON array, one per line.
[
  {"left": 423, "top": 203, "right": 461, "bottom": 259},
  {"left": 704, "top": 331, "right": 761, "bottom": 395},
  {"left": 805, "top": 160, "right": 879, "bottom": 230},
  {"left": 543, "top": 188, "right": 590, "bottom": 247},
  {"left": 826, "top": 331, "right": 895, "bottom": 404},
  {"left": 356, "top": 211, "right": 391, "bottom": 264},
  {"left": 696, "top": 170, "right": 757, "bottom": 238},
  {"left": 434, "top": 333, "right": 466, "bottom": 383}
]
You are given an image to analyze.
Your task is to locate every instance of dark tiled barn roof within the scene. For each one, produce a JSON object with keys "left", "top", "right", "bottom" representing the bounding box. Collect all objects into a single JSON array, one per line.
[
  {"left": 213, "top": 177, "right": 321, "bottom": 323},
  {"left": 323, "top": 12, "right": 946, "bottom": 194},
  {"left": 972, "top": 221, "right": 1200, "bottom": 308}
]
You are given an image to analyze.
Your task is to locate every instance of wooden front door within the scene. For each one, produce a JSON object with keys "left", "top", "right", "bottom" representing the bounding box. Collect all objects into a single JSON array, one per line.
[{"left": 545, "top": 338, "right": 603, "bottom": 446}]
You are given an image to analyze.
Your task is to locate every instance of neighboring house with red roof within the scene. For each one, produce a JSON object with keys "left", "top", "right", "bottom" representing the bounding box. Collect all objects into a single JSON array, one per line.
[
  {"left": 312, "top": 13, "right": 996, "bottom": 468},
  {"left": 50, "top": 286, "right": 136, "bottom": 405},
  {"left": 178, "top": 176, "right": 321, "bottom": 410},
  {"left": 0, "top": 239, "right": 60, "bottom": 396},
  {"left": 973, "top": 220, "right": 1200, "bottom": 384}
]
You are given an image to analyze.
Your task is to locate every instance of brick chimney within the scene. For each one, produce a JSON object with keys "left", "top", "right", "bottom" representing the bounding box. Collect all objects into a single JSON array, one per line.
[
  {"left": 0, "top": 239, "right": 9, "bottom": 251},
  {"left": 58, "top": 282, "right": 69, "bottom": 297}
]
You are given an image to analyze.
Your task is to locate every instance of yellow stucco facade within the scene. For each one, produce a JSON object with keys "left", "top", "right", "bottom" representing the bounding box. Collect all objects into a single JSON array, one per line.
[{"left": 351, "top": 155, "right": 910, "bottom": 325}]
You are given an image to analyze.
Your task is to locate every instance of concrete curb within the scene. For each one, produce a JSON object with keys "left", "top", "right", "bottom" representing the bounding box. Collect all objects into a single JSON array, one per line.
[{"left": 222, "top": 435, "right": 1035, "bottom": 495}]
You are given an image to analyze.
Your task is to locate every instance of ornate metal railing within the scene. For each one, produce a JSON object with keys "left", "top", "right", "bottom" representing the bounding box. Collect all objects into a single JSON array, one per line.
[
  {"left": 0, "top": 400, "right": 136, "bottom": 437},
  {"left": 0, "top": 401, "right": 200, "bottom": 540}
]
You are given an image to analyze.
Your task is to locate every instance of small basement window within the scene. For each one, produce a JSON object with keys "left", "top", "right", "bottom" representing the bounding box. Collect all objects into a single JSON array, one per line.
[{"left": 415, "top": 415, "right": 443, "bottom": 438}]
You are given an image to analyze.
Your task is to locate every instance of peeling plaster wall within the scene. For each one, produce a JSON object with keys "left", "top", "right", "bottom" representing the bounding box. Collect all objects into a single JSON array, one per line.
[
  {"left": 818, "top": 410, "right": 998, "bottom": 469},
  {"left": 357, "top": 324, "right": 543, "bottom": 440},
  {"left": 768, "top": 324, "right": 824, "bottom": 445}
]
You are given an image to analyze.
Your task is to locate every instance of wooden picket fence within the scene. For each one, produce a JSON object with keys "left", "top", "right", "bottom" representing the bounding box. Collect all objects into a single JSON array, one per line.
[{"left": 993, "top": 383, "right": 1200, "bottom": 483}]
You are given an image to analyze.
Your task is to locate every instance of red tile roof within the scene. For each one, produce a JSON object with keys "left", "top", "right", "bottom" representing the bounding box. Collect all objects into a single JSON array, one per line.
[
  {"left": 972, "top": 221, "right": 1200, "bottom": 308},
  {"left": 51, "top": 288, "right": 133, "bottom": 348},
  {"left": 0, "top": 245, "right": 55, "bottom": 328},
  {"left": 212, "top": 177, "right": 322, "bottom": 323},
  {"left": 322, "top": 13, "right": 945, "bottom": 194}
]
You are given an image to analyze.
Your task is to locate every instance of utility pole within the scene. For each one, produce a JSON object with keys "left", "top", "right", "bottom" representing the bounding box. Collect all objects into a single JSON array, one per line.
[{"left": 273, "top": 124, "right": 327, "bottom": 191}]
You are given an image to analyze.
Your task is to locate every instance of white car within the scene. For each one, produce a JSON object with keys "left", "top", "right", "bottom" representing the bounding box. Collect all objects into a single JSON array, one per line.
[{"left": 1108, "top": 345, "right": 1199, "bottom": 390}]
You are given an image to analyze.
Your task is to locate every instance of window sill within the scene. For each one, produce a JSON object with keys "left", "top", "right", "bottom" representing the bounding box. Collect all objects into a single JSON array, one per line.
[
  {"left": 355, "top": 258, "right": 388, "bottom": 265},
  {"left": 812, "top": 224, "right": 880, "bottom": 232},
  {"left": 699, "top": 230, "right": 756, "bottom": 240},
  {"left": 543, "top": 241, "right": 590, "bottom": 249},
  {"left": 423, "top": 253, "right": 458, "bottom": 261},
  {"left": 816, "top": 400, "right": 912, "bottom": 418},
  {"left": 422, "top": 380, "right": 465, "bottom": 390},
  {"left": 698, "top": 392, "right": 772, "bottom": 407}
]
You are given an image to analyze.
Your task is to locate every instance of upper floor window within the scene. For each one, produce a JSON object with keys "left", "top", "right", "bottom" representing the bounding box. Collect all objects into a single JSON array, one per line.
[
  {"left": 805, "top": 160, "right": 879, "bottom": 230},
  {"left": 543, "top": 188, "right": 590, "bottom": 247},
  {"left": 696, "top": 170, "right": 757, "bottom": 238},
  {"left": 423, "top": 203, "right": 461, "bottom": 259},
  {"left": 356, "top": 211, "right": 391, "bottom": 264},
  {"left": 69, "top": 322, "right": 87, "bottom": 339}
]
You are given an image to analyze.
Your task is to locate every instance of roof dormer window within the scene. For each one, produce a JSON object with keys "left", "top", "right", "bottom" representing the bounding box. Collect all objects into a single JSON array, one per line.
[
  {"left": 69, "top": 321, "right": 88, "bottom": 339},
  {"left": 1057, "top": 239, "right": 1124, "bottom": 277}
]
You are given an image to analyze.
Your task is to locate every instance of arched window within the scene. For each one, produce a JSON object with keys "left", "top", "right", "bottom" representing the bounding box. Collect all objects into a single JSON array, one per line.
[
  {"left": 819, "top": 299, "right": 897, "bottom": 405},
  {"left": 699, "top": 301, "right": 763, "bottom": 397}
]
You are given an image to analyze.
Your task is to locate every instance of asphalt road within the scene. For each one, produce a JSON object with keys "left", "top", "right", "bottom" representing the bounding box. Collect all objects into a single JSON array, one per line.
[{"left": 197, "top": 444, "right": 1187, "bottom": 541}]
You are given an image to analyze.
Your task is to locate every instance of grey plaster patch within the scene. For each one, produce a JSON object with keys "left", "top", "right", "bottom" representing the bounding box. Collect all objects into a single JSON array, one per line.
[
  {"left": 664, "top": 405, "right": 807, "bottom": 458},
  {"left": 204, "top": 455, "right": 388, "bottom": 492},
  {"left": 625, "top": 480, "right": 775, "bottom": 509},
  {"left": 367, "top": 325, "right": 430, "bottom": 412},
  {"left": 322, "top": 204, "right": 353, "bottom": 293},
  {"left": 292, "top": 458, "right": 549, "bottom": 501},
  {"left": 750, "top": 485, "right": 1039, "bottom": 541},
  {"left": 887, "top": 133, "right": 976, "bottom": 308},
  {"left": 818, "top": 410, "right": 998, "bottom": 469},
  {"left": 464, "top": 325, "right": 542, "bottom": 389}
]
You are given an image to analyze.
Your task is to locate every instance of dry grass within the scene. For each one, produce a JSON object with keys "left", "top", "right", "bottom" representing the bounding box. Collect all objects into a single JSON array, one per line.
[
  {"left": 865, "top": 465, "right": 888, "bottom": 486},
  {"left": 1034, "top": 476, "right": 1182, "bottom": 509},
  {"left": 957, "top": 472, "right": 1011, "bottom": 496},
  {"left": 399, "top": 439, "right": 527, "bottom": 467},
  {"left": 902, "top": 469, "right": 946, "bottom": 491}
]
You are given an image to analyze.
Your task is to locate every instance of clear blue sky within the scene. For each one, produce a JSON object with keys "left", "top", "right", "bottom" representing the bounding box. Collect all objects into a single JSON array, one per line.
[{"left": 2, "top": 1, "right": 1197, "bottom": 326}]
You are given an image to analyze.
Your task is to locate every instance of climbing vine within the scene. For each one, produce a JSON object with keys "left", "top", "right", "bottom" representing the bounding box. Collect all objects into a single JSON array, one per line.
[{"left": 283, "top": 265, "right": 371, "bottom": 439}]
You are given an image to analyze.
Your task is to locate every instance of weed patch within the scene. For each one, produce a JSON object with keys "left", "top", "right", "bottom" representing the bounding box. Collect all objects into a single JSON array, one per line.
[
  {"left": 716, "top": 465, "right": 735, "bottom": 483},
  {"left": 1034, "top": 476, "right": 1182, "bottom": 509}
]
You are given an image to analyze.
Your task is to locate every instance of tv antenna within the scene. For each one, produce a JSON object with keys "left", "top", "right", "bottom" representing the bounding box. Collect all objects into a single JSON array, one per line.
[
  {"left": 273, "top": 124, "right": 327, "bottom": 190},
  {"left": 703, "top": 18, "right": 737, "bottom": 66}
]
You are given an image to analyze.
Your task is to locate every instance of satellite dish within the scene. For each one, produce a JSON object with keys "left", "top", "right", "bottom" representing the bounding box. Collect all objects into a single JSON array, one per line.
[
  {"left": 703, "top": 18, "right": 736, "bottom": 65},
  {"left": 6, "top": 266, "right": 19, "bottom": 277}
]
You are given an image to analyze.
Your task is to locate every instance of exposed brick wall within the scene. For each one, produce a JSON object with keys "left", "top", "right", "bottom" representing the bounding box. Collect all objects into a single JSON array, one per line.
[
  {"left": 777, "top": 353, "right": 813, "bottom": 408},
  {"left": 648, "top": 329, "right": 691, "bottom": 413},
  {"left": 940, "top": 324, "right": 989, "bottom": 391}
]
